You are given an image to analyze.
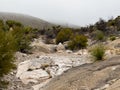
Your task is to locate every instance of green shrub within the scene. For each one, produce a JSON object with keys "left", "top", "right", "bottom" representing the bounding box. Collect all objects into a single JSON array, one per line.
[
  {"left": 11, "top": 26, "right": 31, "bottom": 53},
  {"left": 0, "top": 19, "right": 39, "bottom": 89},
  {"left": 56, "top": 28, "right": 73, "bottom": 44},
  {"left": 45, "top": 29, "right": 56, "bottom": 39},
  {"left": 0, "top": 20, "right": 4, "bottom": 29},
  {"left": 68, "top": 35, "right": 88, "bottom": 50},
  {"left": 110, "top": 35, "right": 116, "bottom": 41},
  {"left": 91, "top": 44, "right": 105, "bottom": 61},
  {"left": 0, "top": 30, "right": 17, "bottom": 88},
  {"left": 6, "top": 20, "right": 22, "bottom": 27},
  {"left": 94, "top": 30, "right": 104, "bottom": 41},
  {"left": 0, "top": 30, "right": 16, "bottom": 77}
]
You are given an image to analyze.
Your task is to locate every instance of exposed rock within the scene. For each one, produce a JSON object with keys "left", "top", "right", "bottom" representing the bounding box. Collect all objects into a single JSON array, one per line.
[
  {"left": 20, "top": 69, "right": 50, "bottom": 84},
  {"left": 114, "top": 43, "right": 120, "bottom": 48},
  {"left": 16, "top": 53, "right": 92, "bottom": 90},
  {"left": 32, "top": 79, "right": 51, "bottom": 90},
  {"left": 31, "top": 38, "right": 56, "bottom": 53},
  {"left": 63, "top": 41, "right": 69, "bottom": 48},
  {"left": 16, "top": 56, "right": 53, "bottom": 78},
  {"left": 16, "top": 60, "right": 31, "bottom": 78},
  {"left": 56, "top": 43, "right": 65, "bottom": 52},
  {"left": 74, "top": 49, "right": 88, "bottom": 55},
  {"left": 42, "top": 56, "right": 120, "bottom": 90},
  {"left": 66, "top": 50, "right": 73, "bottom": 54},
  {"left": 105, "top": 79, "right": 120, "bottom": 90}
]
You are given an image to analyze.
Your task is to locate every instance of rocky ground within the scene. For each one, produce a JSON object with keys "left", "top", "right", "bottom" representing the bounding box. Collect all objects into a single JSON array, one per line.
[
  {"left": 3, "top": 52, "right": 92, "bottom": 90},
  {"left": 42, "top": 56, "right": 120, "bottom": 90},
  {"left": 3, "top": 37, "right": 120, "bottom": 90}
]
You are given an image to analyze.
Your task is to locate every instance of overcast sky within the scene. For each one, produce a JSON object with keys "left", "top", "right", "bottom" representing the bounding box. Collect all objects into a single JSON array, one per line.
[{"left": 0, "top": 0, "right": 120, "bottom": 26}]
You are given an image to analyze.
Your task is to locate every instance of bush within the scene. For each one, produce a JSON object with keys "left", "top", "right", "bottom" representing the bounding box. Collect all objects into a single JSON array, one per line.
[
  {"left": 0, "top": 19, "right": 38, "bottom": 89},
  {"left": 45, "top": 29, "right": 56, "bottom": 39},
  {"left": 56, "top": 28, "right": 73, "bottom": 44},
  {"left": 90, "top": 44, "right": 105, "bottom": 61},
  {"left": 6, "top": 20, "right": 22, "bottom": 27},
  {"left": 0, "top": 30, "right": 16, "bottom": 88},
  {"left": 11, "top": 26, "right": 31, "bottom": 53},
  {"left": 94, "top": 30, "right": 104, "bottom": 41},
  {"left": 68, "top": 35, "right": 88, "bottom": 50},
  {"left": 110, "top": 35, "right": 116, "bottom": 41},
  {"left": 0, "top": 20, "right": 4, "bottom": 29}
]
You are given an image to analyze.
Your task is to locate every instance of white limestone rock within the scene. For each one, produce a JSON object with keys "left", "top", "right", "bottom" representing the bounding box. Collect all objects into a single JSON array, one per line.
[
  {"left": 20, "top": 69, "right": 50, "bottom": 84},
  {"left": 56, "top": 43, "right": 65, "bottom": 52},
  {"left": 16, "top": 60, "right": 31, "bottom": 78}
]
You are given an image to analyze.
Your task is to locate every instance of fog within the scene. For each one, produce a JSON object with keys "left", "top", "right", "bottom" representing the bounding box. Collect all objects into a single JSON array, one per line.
[{"left": 0, "top": 0, "right": 120, "bottom": 26}]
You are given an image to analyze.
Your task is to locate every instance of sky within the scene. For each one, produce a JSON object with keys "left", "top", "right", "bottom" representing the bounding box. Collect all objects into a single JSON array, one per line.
[{"left": 0, "top": 0, "right": 120, "bottom": 26}]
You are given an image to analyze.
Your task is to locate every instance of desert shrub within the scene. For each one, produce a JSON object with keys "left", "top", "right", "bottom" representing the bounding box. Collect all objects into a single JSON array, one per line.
[
  {"left": 94, "top": 30, "right": 105, "bottom": 41},
  {"left": 6, "top": 20, "right": 22, "bottom": 27},
  {"left": 68, "top": 35, "right": 88, "bottom": 50},
  {"left": 0, "top": 20, "right": 4, "bottom": 29},
  {"left": 0, "top": 30, "right": 16, "bottom": 88},
  {"left": 24, "top": 26, "right": 39, "bottom": 39},
  {"left": 5, "top": 20, "right": 38, "bottom": 53},
  {"left": 52, "top": 25, "right": 61, "bottom": 37},
  {"left": 95, "top": 18, "right": 107, "bottom": 31},
  {"left": 11, "top": 26, "right": 31, "bottom": 53},
  {"left": 90, "top": 44, "right": 105, "bottom": 61},
  {"left": 45, "top": 29, "right": 56, "bottom": 39},
  {"left": 56, "top": 28, "right": 73, "bottom": 44},
  {"left": 110, "top": 35, "right": 116, "bottom": 41}
]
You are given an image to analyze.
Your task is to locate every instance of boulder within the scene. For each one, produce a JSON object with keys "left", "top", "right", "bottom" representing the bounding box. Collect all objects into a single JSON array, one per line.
[
  {"left": 16, "top": 60, "right": 31, "bottom": 78},
  {"left": 66, "top": 50, "right": 73, "bottom": 54},
  {"left": 74, "top": 49, "right": 88, "bottom": 55},
  {"left": 31, "top": 39, "right": 51, "bottom": 53},
  {"left": 56, "top": 43, "right": 65, "bottom": 52}
]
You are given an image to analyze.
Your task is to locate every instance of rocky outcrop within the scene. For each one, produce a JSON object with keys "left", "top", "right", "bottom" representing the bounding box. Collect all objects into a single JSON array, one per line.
[
  {"left": 20, "top": 69, "right": 50, "bottom": 84},
  {"left": 42, "top": 56, "right": 120, "bottom": 90},
  {"left": 16, "top": 53, "right": 92, "bottom": 90},
  {"left": 56, "top": 43, "right": 65, "bottom": 52},
  {"left": 31, "top": 38, "right": 57, "bottom": 53}
]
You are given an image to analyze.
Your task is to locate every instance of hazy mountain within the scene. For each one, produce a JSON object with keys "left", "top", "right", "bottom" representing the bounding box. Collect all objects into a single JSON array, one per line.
[{"left": 0, "top": 12, "right": 54, "bottom": 29}]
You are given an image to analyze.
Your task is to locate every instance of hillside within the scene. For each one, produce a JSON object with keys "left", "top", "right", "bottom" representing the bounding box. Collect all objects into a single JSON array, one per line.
[
  {"left": 0, "top": 12, "right": 54, "bottom": 29},
  {"left": 0, "top": 13, "right": 120, "bottom": 90}
]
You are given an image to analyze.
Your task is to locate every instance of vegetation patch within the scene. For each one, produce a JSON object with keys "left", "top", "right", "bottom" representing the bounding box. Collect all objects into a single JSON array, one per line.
[
  {"left": 56, "top": 28, "right": 73, "bottom": 44},
  {"left": 68, "top": 35, "right": 88, "bottom": 50},
  {"left": 90, "top": 44, "right": 105, "bottom": 61}
]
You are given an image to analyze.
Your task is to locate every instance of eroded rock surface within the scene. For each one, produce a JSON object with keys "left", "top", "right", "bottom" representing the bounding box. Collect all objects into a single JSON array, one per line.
[
  {"left": 16, "top": 53, "right": 91, "bottom": 90},
  {"left": 42, "top": 56, "right": 120, "bottom": 90}
]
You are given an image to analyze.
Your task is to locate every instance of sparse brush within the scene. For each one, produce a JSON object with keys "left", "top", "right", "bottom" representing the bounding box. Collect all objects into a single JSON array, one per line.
[
  {"left": 90, "top": 44, "right": 105, "bottom": 61},
  {"left": 110, "top": 35, "right": 116, "bottom": 41}
]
